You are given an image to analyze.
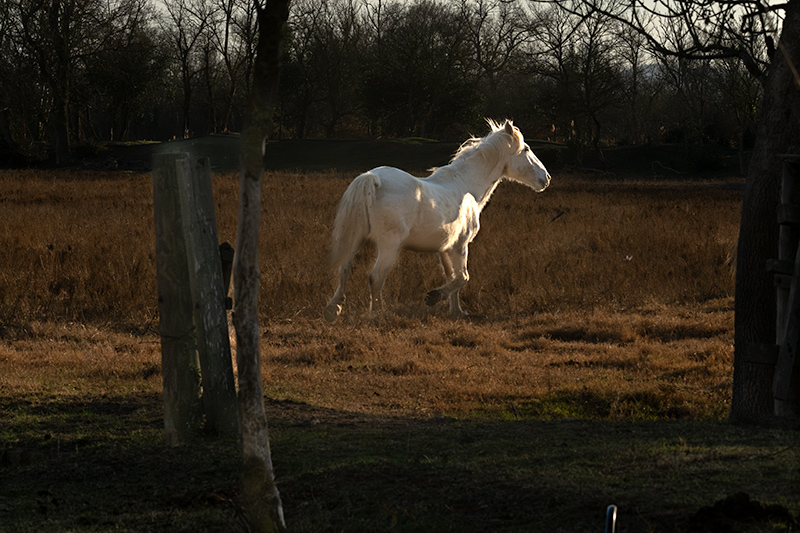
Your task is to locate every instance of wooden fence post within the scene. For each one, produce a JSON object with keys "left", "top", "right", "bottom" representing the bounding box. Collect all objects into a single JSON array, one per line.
[
  {"left": 152, "top": 152, "right": 202, "bottom": 446},
  {"left": 176, "top": 156, "right": 239, "bottom": 436}
]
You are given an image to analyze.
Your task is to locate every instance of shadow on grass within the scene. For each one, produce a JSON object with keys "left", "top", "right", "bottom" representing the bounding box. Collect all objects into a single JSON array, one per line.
[
  {"left": 516, "top": 388, "right": 714, "bottom": 421},
  {"left": 1, "top": 393, "right": 797, "bottom": 532}
]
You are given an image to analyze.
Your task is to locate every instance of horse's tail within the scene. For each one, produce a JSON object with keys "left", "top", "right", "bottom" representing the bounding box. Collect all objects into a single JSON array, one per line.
[{"left": 329, "top": 172, "right": 381, "bottom": 271}]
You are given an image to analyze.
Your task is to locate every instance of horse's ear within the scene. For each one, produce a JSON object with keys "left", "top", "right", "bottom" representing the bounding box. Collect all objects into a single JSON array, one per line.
[{"left": 503, "top": 120, "right": 523, "bottom": 150}]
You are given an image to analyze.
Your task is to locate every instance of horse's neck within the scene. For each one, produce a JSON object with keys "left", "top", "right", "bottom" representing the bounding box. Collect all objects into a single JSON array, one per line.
[
  {"left": 477, "top": 180, "right": 502, "bottom": 208},
  {"left": 435, "top": 155, "right": 504, "bottom": 210}
]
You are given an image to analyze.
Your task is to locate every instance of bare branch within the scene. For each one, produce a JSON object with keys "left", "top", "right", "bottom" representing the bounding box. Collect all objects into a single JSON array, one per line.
[{"left": 538, "top": 0, "right": 780, "bottom": 81}]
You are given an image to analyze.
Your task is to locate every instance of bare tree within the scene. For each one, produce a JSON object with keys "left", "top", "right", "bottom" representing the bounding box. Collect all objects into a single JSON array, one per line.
[
  {"left": 0, "top": 0, "right": 19, "bottom": 153},
  {"left": 573, "top": 11, "right": 626, "bottom": 151},
  {"left": 614, "top": 20, "right": 651, "bottom": 143},
  {"left": 525, "top": 4, "right": 578, "bottom": 138},
  {"left": 281, "top": 0, "right": 321, "bottom": 137},
  {"left": 197, "top": 0, "right": 258, "bottom": 133},
  {"left": 715, "top": 56, "right": 762, "bottom": 168},
  {"left": 13, "top": 0, "right": 105, "bottom": 163},
  {"left": 231, "top": 0, "right": 259, "bottom": 103},
  {"left": 314, "top": 0, "right": 364, "bottom": 137},
  {"left": 7, "top": 0, "right": 163, "bottom": 160},
  {"left": 458, "top": 0, "right": 530, "bottom": 115},
  {"left": 90, "top": 0, "right": 164, "bottom": 141},
  {"left": 361, "top": 0, "right": 478, "bottom": 137},
  {"left": 544, "top": 0, "right": 798, "bottom": 422},
  {"left": 528, "top": 4, "right": 626, "bottom": 154},
  {"left": 161, "top": 0, "right": 216, "bottom": 138},
  {"left": 211, "top": 0, "right": 241, "bottom": 131},
  {"left": 283, "top": 0, "right": 363, "bottom": 137}
]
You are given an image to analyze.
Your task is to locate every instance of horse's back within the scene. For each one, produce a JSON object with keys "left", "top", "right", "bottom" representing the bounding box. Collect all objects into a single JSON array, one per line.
[
  {"left": 365, "top": 166, "right": 427, "bottom": 209},
  {"left": 368, "top": 166, "right": 421, "bottom": 187},
  {"left": 364, "top": 166, "right": 478, "bottom": 253}
]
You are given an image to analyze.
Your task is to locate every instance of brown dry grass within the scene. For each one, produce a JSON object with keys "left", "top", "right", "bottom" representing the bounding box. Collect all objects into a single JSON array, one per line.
[
  {"left": 0, "top": 168, "right": 742, "bottom": 421},
  {"left": 0, "top": 170, "right": 740, "bottom": 323},
  {"left": 257, "top": 301, "right": 734, "bottom": 420}
]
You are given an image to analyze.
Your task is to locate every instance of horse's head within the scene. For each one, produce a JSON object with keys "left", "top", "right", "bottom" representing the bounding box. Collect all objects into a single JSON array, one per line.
[{"left": 497, "top": 121, "right": 551, "bottom": 192}]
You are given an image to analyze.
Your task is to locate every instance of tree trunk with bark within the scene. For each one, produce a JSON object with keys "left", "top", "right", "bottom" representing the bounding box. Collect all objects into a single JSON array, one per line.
[
  {"left": 49, "top": 0, "right": 71, "bottom": 165},
  {"left": 731, "top": 0, "right": 800, "bottom": 423},
  {"left": 232, "top": 0, "right": 290, "bottom": 531}
]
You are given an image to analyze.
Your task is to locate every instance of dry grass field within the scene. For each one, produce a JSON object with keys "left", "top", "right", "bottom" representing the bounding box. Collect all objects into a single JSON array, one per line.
[
  {"left": 0, "top": 168, "right": 743, "bottom": 419},
  {"left": 1, "top": 164, "right": 797, "bottom": 532}
]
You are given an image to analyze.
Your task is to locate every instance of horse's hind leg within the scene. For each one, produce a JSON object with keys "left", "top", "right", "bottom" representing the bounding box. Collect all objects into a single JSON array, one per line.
[
  {"left": 324, "top": 262, "right": 352, "bottom": 323},
  {"left": 426, "top": 252, "right": 454, "bottom": 306},
  {"left": 368, "top": 242, "right": 401, "bottom": 316}
]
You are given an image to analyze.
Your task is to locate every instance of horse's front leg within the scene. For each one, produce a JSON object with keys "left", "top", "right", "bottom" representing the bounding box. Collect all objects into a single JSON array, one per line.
[
  {"left": 426, "top": 248, "right": 469, "bottom": 317},
  {"left": 445, "top": 247, "right": 469, "bottom": 317}
]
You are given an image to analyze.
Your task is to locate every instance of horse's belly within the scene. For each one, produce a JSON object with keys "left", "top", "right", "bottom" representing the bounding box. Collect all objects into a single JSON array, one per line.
[
  {"left": 402, "top": 231, "right": 451, "bottom": 253},
  {"left": 402, "top": 221, "right": 468, "bottom": 253}
]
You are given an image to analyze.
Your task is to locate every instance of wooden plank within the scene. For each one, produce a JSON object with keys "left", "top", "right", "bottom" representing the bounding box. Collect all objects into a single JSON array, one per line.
[
  {"left": 152, "top": 152, "right": 202, "bottom": 446},
  {"left": 774, "top": 242, "right": 800, "bottom": 401},
  {"left": 777, "top": 166, "right": 800, "bottom": 348},
  {"left": 177, "top": 156, "right": 239, "bottom": 436},
  {"left": 766, "top": 259, "right": 794, "bottom": 275},
  {"left": 773, "top": 273, "right": 794, "bottom": 289},
  {"left": 777, "top": 204, "right": 800, "bottom": 226},
  {"left": 774, "top": 158, "right": 800, "bottom": 411}
]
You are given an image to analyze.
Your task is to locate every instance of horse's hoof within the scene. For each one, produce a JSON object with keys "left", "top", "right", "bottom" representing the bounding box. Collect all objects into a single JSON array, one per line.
[
  {"left": 324, "top": 303, "right": 342, "bottom": 323},
  {"left": 425, "top": 289, "right": 443, "bottom": 306}
]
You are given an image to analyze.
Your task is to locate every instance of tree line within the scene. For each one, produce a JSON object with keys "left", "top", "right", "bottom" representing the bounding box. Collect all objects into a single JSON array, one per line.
[{"left": 0, "top": 0, "right": 768, "bottom": 165}]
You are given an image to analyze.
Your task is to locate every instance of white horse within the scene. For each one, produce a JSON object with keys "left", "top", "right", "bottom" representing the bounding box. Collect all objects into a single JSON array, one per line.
[{"left": 324, "top": 119, "right": 551, "bottom": 322}]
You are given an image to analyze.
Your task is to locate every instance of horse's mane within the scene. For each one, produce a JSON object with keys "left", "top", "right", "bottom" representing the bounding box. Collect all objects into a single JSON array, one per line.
[{"left": 450, "top": 119, "right": 524, "bottom": 164}]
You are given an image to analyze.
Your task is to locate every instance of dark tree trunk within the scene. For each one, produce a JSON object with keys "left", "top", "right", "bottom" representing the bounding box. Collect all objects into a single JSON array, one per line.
[
  {"left": 731, "top": 0, "right": 800, "bottom": 423},
  {"left": 182, "top": 59, "right": 192, "bottom": 139},
  {"left": 233, "top": 0, "right": 290, "bottom": 531},
  {"left": 52, "top": 93, "right": 70, "bottom": 165},
  {"left": 1, "top": 108, "right": 18, "bottom": 152}
]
